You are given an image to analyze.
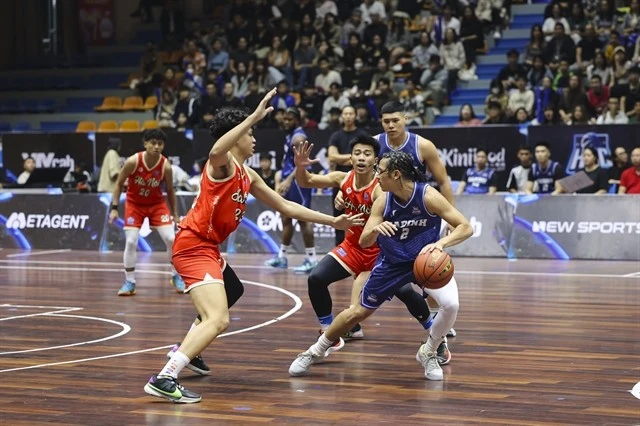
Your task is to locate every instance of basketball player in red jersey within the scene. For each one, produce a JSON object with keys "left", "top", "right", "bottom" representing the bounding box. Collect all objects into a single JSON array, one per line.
[
  {"left": 293, "top": 136, "right": 382, "bottom": 347},
  {"left": 109, "top": 129, "right": 184, "bottom": 296},
  {"left": 143, "top": 89, "right": 364, "bottom": 404}
]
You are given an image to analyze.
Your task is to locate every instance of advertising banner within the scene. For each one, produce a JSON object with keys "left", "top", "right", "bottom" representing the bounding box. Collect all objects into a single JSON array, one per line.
[
  {"left": 4, "top": 126, "right": 637, "bottom": 191},
  {"left": 3, "top": 133, "right": 96, "bottom": 176},
  {"left": 1, "top": 193, "right": 638, "bottom": 260},
  {"left": 527, "top": 125, "right": 636, "bottom": 176},
  {"left": 0, "top": 193, "right": 106, "bottom": 250}
]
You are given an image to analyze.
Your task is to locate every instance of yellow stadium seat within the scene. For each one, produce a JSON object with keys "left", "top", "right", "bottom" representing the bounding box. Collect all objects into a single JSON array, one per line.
[
  {"left": 76, "top": 121, "right": 96, "bottom": 132},
  {"left": 97, "top": 120, "right": 119, "bottom": 132},
  {"left": 95, "top": 97, "right": 122, "bottom": 112},
  {"left": 142, "top": 120, "right": 159, "bottom": 130},
  {"left": 120, "top": 120, "right": 141, "bottom": 132},
  {"left": 143, "top": 96, "right": 158, "bottom": 110},
  {"left": 122, "top": 96, "right": 144, "bottom": 111}
]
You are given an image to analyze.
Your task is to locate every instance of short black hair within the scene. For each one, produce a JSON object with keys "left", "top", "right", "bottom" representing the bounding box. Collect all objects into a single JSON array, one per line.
[
  {"left": 535, "top": 141, "right": 551, "bottom": 151},
  {"left": 583, "top": 146, "right": 599, "bottom": 163},
  {"left": 142, "top": 128, "right": 168, "bottom": 142},
  {"left": 349, "top": 135, "right": 381, "bottom": 157},
  {"left": 518, "top": 145, "right": 532, "bottom": 153},
  {"left": 476, "top": 147, "right": 488, "bottom": 156},
  {"left": 380, "top": 101, "right": 404, "bottom": 115},
  {"left": 209, "top": 106, "right": 251, "bottom": 139},
  {"left": 590, "top": 74, "right": 602, "bottom": 82},
  {"left": 259, "top": 152, "right": 273, "bottom": 161}
]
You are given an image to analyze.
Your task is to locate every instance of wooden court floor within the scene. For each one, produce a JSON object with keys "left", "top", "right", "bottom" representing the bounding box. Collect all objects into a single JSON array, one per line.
[{"left": 0, "top": 249, "right": 638, "bottom": 425}]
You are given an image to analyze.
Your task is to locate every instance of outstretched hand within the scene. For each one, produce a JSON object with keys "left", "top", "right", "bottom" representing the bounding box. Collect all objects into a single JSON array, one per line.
[
  {"left": 333, "top": 213, "right": 365, "bottom": 230},
  {"left": 293, "top": 140, "right": 321, "bottom": 169},
  {"left": 253, "top": 88, "right": 277, "bottom": 120}
]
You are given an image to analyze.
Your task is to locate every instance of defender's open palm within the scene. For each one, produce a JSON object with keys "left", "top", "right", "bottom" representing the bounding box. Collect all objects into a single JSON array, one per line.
[
  {"left": 334, "top": 213, "right": 365, "bottom": 230},
  {"left": 293, "top": 141, "right": 320, "bottom": 169}
]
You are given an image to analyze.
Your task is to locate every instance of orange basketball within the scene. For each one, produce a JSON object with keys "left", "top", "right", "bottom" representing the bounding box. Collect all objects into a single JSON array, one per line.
[{"left": 413, "top": 249, "right": 454, "bottom": 289}]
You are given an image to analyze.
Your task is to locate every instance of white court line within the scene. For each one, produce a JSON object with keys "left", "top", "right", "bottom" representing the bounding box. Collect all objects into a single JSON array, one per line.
[
  {"left": 0, "top": 268, "right": 302, "bottom": 373},
  {"left": 0, "top": 311, "right": 131, "bottom": 355},
  {"left": 1, "top": 303, "right": 78, "bottom": 310},
  {"left": 6, "top": 249, "right": 72, "bottom": 258},
  {"left": 0, "top": 260, "right": 637, "bottom": 279},
  {"left": 0, "top": 307, "right": 82, "bottom": 322}
]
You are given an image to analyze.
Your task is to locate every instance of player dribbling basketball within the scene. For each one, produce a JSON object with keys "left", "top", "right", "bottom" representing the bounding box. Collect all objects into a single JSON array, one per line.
[{"left": 289, "top": 151, "right": 472, "bottom": 380}]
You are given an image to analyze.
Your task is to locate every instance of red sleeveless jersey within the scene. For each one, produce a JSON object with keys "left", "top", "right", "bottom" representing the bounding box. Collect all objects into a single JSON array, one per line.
[
  {"left": 179, "top": 158, "right": 251, "bottom": 244},
  {"left": 341, "top": 170, "right": 378, "bottom": 247},
  {"left": 126, "top": 152, "right": 166, "bottom": 206}
]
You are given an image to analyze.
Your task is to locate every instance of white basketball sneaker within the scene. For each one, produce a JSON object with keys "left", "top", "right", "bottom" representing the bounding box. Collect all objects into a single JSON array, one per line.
[{"left": 416, "top": 344, "right": 444, "bottom": 380}]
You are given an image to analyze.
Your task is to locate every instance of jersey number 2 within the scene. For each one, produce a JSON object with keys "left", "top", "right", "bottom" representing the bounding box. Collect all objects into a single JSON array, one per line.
[{"left": 400, "top": 227, "right": 409, "bottom": 240}]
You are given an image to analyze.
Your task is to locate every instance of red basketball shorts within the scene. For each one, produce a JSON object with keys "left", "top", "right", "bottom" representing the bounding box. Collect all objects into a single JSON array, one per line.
[
  {"left": 172, "top": 228, "right": 226, "bottom": 292},
  {"left": 328, "top": 238, "right": 380, "bottom": 277},
  {"left": 123, "top": 200, "right": 172, "bottom": 229}
]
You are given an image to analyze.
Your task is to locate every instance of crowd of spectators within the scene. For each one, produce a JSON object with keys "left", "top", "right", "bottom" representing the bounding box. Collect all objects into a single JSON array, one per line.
[
  {"left": 457, "top": 0, "right": 640, "bottom": 127},
  {"left": 130, "top": 0, "right": 517, "bottom": 129}
]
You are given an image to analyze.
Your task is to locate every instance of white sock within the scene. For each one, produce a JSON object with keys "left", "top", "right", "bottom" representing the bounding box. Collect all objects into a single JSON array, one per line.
[
  {"left": 310, "top": 333, "right": 333, "bottom": 356},
  {"left": 278, "top": 244, "right": 290, "bottom": 259},
  {"left": 423, "top": 334, "right": 442, "bottom": 355},
  {"left": 125, "top": 269, "right": 135, "bottom": 282},
  {"left": 305, "top": 247, "right": 317, "bottom": 263},
  {"left": 159, "top": 350, "right": 190, "bottom": 378}
]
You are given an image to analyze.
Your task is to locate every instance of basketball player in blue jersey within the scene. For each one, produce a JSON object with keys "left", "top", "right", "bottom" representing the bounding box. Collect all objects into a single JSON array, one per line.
[
  {"left": 375, "top": 100, "right": 459, "bottom": 340},
  {"left": 456, "top": 148, "right": 498, "bottom": 194},
  {"left": 265, "top": 107, "right": 319, "bottom": 273},
  {"left": 526, "top": 142, "right": 565, "bottom": 195},
  {"left": 289, "top": 151, "right": 472, "bottom": 380}
]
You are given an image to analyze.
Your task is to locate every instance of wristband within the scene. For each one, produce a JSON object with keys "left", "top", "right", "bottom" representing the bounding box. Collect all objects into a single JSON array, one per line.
[{"left": 110, "top": 205, "right": 118, "bottom": 211}]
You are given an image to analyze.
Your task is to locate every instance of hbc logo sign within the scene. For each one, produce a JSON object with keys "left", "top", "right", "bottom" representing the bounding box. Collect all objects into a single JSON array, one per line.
[{"left": 566, "top": 132, "right": 612, "bottom": 175}]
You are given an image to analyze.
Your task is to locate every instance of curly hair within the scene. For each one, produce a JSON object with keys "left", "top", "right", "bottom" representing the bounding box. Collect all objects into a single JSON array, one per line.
[
  {"left": 381, "top": 151, "right": 426, "bottom": 183},
  {"left": 209, "top": 106, "right": 251, "bottom": 140}
]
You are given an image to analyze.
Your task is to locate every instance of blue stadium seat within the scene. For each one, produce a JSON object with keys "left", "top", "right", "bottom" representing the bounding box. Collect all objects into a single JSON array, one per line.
[
  {"left": 12, "top": 122, "right": 32, "bottom": 132},
  {"left": 39, "top": 121, "right": 78, "bottom": 132}
]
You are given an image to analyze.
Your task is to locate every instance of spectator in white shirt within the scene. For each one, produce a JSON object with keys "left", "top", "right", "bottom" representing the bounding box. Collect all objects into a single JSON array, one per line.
[
  {"left": 542, "top": 4, "right": 570, "bottom": 42},
  {"left": 360, "top": 0, "right": 386, "bottom": 24},
  {"left": 314, "top": 56, "right": 342, "bottom": 93},
  {"left": 507, "top": 76, "right": 535, "bottom": 116},
  {"left": 320, "top": 82, "right": 350, "bottom": 129},
  {"left": 596, "top": 97, "right": 630, "bottom": 124},
  {"left": 16, "top": 157, "right": 36, "bottom": 185}
]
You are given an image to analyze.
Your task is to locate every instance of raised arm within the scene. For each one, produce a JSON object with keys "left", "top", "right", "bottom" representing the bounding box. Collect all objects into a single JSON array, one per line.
[
  {"left": 294, "top": 140, "right": 346, "bottom": 188},
  {"left": 247, "top": 167, "right": 364, "bottom": 230},
  {"left": 209, "top": 88, "right": 277, "bottom": 169}
]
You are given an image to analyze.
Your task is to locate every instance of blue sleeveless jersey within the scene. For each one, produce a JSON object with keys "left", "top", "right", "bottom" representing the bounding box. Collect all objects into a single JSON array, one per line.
[
  {"left": 464, "top": 167, "right": 494, "bottom": 194},
  {"left": 375, "top": 132, "right": 436, "bottom": 185},
  {"left": 377, "top": 182, "right": 441, "bottom": 264},
  {"left": 281, "top": 127, "right": 307, "bottom": 179},
  {"left": 531, "top": 161, "right": 560, "bottom": 194}
]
